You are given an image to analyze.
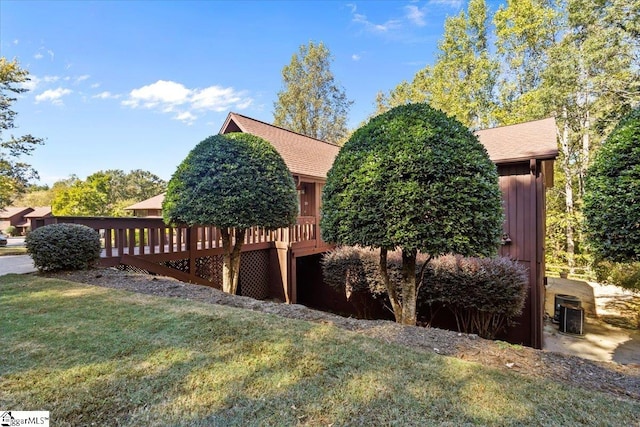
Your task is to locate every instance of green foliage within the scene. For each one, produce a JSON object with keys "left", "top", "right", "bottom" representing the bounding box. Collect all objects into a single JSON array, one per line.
[
  {"left": 25, "top": 223, "right": 101, "bottom": 272},
  {"left": 163, "top": 133, "right": 297, "bottom": 229},
  {"left": 0, "top": 57, "right": 45, "bottom": 209},
  {"left": 584, "top": 108, "right": 640, "bottom": 264},
  {"left": 52, "top": 170, "right": 166, "bottom": 217},
  {"left": 322, "top": 103, "right": 503, "bottom": 256},
  {"left": 375, "top": 0, "right": 498, "bottom": 129},
  {"left": 4, "top": 225, "right": 16, "bottom": 236},
  {"left": 419, "top": 255, "right": 529, "bottom": 339},
  {"left": 273, "top": 41, "right": 353, "bottom": 144},
  {"left": 593, "top": 260, "right": 640, "bottom": 292}
]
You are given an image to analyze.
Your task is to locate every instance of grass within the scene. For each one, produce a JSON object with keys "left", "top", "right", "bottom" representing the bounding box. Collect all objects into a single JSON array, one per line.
[
  {"left": 0, "top": 246, "right": 27, "bottom": 256},
  {"left": 1, "top": 275, "right": 638, "bottom": 426}
]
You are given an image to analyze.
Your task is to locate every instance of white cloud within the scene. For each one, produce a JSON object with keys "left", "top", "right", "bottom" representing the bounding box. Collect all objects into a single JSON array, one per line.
[
  {"left": 353, "top": 13, "right": 401, "bottom": 33},
  {"left": 174, "top": 111, "right": 197, "bottom": 124},
  {"left": 21, "top": 75, "right": 40, "bottom": 91},
  {"left": 93, "top": 91, "right": 120, "bottom": 100},
  {"left": 75, "top": 75, "right": 90, "bottom": 83},
  {"left": 122, "top": 80, "right": 253, "bottom": 123},
  {"left": 13, "top": 39, "right": 19, "bottom": 45},
  {"left": 47, "top": 49, "right": 55, "bottom": 60},
  {"left": 43, "top": 75, "right": 60, "bottom": 83},
  {"left": 34, "top": 52, "right": 44, "bottom": 60},
  {"left": 123, "top": 80, "right": 191, "bottom": 109},
  {"left": 91, "top": 83, "right": 101, "bottom": 88},
  {"left": 430, "top": 0, "right": 462, "bottom": 7},
  {"left": 405, "top": 5, "right": 426, "bottom": 26},
  {"left": 352, "top": 54, "right": 361, "bottom": 61},
  {"left": 35, "top": 87, "right": 72, "bottom": 105}
]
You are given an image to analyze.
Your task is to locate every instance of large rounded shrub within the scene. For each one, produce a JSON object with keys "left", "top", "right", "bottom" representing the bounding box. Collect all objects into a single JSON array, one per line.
[
  {"left": 584, "top": 107, "right": 640, "bottom": 264},
  {"left": 321, "top": 103, "right": 503, "bottom": 325},
  {"left": 26, "top": 223, "right": 101, "bottom": 272}
]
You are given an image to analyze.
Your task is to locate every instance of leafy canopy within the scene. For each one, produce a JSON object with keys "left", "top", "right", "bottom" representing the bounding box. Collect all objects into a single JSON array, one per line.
[
  {"left": 321, "top": 103, "right": 503, "bottom": 257},
  {"left": 0, "top": 57, "right": 44, "bottom": 209},
  {"left": 273, "top": 41, "right": 353, "bottom": 144},
  {"left": 163, "top": 133, "right": 298, "bottom": 229},
  {"left": 584, "top": 107, "right": 640, "bottom": 263}
]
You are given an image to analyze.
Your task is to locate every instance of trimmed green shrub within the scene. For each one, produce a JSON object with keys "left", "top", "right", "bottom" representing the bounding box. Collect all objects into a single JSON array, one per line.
[
  {"left": 26, "top": 223, "right": 101, "bottom": 272},
  {"left": 321, "top": 103, "right": 503, "bottom": 325},
  {"left": 419, "top": 255, "right": 529, "bottom": 339},
  {"left": 584, "top": 107, "right": 640, "bottom": 264},
  {"left": 5, "top": 225, "right": 17, "bottom": 236}
]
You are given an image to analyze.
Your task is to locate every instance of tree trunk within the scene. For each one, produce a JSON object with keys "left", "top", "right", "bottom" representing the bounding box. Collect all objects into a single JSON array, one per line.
[
  {"left": 400, "top": 248, "right": 418, "bottom": 326},
  {"left": 378, "top": 248, "right": 403, "bottom": 322},
  {"left": 558, "top": 112, "right": 576, "bottom": 270},
  {"left": 221, "top": 228, "right": 245, "bottom": 295}
]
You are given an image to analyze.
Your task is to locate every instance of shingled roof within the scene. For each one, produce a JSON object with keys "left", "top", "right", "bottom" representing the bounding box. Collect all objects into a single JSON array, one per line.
[
  {"left": 220, "top": 113, "right": 340, "bottom": 179},
  {"left": 475, "top": 117, "right": 558, "bottom": 164},
  {"left": 124, "top": 193, "right": 166, "bottom": 211}
]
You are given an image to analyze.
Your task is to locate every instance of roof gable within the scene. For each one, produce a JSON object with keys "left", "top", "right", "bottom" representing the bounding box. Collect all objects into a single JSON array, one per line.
[
  {"left": 124, "top": 193, "right": 166, "bottom": 211},
  {"left": 0, "top": 207, "right": 33, "bottom": 219},
  {"left": 23, "top": 207, "right": 53, "bottom": 218},
  {"left": 220, "top": 113, "right": 340, "bottom": 179},
  {"left": 475, "top": 117, "right": 558, "bottom": 164}
]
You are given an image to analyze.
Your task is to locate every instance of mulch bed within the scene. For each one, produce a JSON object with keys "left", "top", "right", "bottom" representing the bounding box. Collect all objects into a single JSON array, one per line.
[{"left": 42, "top": 267, "right": 640, "bottom": 402}]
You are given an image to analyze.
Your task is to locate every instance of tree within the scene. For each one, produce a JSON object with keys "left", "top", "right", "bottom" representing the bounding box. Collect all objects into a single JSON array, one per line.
[
  {"left": 0, "top": 57, "right": 44, "bottom": 209},
  {"left": 163, "top": 133, "right": 298, "bottom": 294},
  {"left": 52, "top": 170, "right": 167, "bottom": 216},
  {"left": 493, "top": 0, "right": 558, "bottom": 125},
  {"left": 584, "top": 108, "right": 640, "bottom": 263},
  {"left": 321, "top": 104, "right": 503, "bottom": 325},
  {"left": 540, "top": 0, "right": 640, "bottom": 271},
  {"left": 273, "top": 41, "right": 353, "bottom": 144},
  {"left": 375, "top": 0, "right": 498, "bottom": 130}
]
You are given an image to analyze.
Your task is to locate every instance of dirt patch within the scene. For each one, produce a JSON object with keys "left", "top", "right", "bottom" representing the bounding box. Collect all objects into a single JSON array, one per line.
[{"left": 42, "top": 267, "right": 640, "bottom": 402}]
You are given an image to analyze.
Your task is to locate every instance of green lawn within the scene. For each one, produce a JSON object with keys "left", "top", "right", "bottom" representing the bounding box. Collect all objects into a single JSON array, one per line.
[
  {"left": 1, "top": 275, "right": 638, "bottom": 426},
  {"left": 0, "top": 246, "right": 27, "bottom": 256}
]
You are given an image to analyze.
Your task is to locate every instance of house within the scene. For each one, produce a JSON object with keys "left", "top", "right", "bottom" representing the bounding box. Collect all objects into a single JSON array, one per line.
[
  {"left": 24, "top": 206, "right": 53, "bottom": 231},
  {"left": 38, "top": 113, "right": 557, "bottom": 348},
  {"left": 124, "top": 193, "right": 165, "bottom": 217},
  {"left": 0, "top": 207, "right": 34, "bottom": 235}
]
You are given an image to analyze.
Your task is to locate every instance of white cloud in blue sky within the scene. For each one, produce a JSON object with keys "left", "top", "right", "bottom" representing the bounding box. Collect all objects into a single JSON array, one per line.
[
  {"left": 35, "top": 87, "right": 72, "bottom": 105},
  {"left": 121, "top": 80, "right": 252, "bottom": 124}
]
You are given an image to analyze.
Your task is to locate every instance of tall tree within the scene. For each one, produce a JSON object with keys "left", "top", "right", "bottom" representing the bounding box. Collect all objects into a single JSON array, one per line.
[
  {"left": 273, "top": 41, "right": 353, "bottom": 144},
  {"left": 163, "top": 133, "right": 298, "bottom": 294},
  {"left": 376, "top": 0, "right": 498, "bottom": 130},
  {"left": 540, "top": 0, "right": 640, "bottom": 270},
  {"left": 0, "top": 57, "right": 44, "bottom": 209},
  {"left": 322, "top": 104, "right": 503, "bottom": 325},
  {"left": 493, "top": 0, "right": 558, "bottom": 125}
]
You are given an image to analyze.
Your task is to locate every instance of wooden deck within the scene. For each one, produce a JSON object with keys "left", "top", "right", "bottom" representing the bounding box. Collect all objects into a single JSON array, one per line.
[{"left": 40, "top": 216, "right": 333, "bottom": 298}]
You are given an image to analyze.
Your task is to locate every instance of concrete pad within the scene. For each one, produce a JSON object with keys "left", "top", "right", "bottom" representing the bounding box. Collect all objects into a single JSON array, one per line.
[
  {"left": 0, "top": 255, "right": 36, "bottom": 275},
  {"left": 544, "top": 277, "right": 640, "bottom": 365}
]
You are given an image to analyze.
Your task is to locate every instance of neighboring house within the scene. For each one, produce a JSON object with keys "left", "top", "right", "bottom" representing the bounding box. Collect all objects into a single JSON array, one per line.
[
  {"left": 24, "top": 206, "right": 54, "bottom": 231},
  {"left": 124, "top": 193, "right": 165, "bottom": 217},
  {"left": 0, "top": 207, "right": 34, "bottom": 235},
  {"left": 0, "top": 206, "right": 53, "bottom": 235}
]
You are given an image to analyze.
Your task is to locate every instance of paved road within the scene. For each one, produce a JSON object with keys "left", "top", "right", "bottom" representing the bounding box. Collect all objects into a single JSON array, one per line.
[{"left": 0, "top": 255, "right": 36, "bottom": 275}]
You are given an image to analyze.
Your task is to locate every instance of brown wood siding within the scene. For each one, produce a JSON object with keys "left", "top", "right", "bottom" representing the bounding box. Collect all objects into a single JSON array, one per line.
[{"left": 497, "top": 161, "right": 546, "bottom": 349}]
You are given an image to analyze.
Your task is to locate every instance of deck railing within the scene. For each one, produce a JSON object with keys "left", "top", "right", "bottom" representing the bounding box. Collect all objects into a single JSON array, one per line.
[{"left": 41, "top": 215, "right": 323, "bottom": 261}]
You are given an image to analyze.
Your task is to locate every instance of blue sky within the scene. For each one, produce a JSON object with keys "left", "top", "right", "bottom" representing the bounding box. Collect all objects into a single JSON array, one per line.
[{"left": 2, "top": 0, "right": 498, "bottom": 187}]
